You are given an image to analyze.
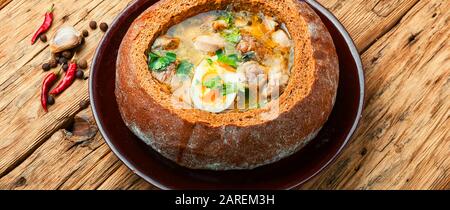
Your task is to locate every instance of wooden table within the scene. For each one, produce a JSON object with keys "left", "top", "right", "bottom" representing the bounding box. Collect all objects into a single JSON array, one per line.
[{"left": 0, "top": 0, "right": 448, "bottom": 190}]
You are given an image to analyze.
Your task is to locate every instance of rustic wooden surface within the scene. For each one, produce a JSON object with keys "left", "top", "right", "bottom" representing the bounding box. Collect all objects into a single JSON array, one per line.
[{"left": 0, "top": 0, "right": 448, "bottom": 190}]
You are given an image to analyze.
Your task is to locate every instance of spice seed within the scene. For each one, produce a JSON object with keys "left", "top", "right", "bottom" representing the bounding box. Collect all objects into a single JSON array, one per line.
[
  {"left": 62, "top": 63, "right": 69, "bottom": 71},
  {"left": 40, "top": 34, "right": 47, "bottom": 42},
  {"left": 59, "top": 57, "right": 68, "bottom": 64},
  {"left": 89, "top": 21, "right": 97, "bottom": 30},
  {"left": 76, "top": 70, "right": 84, "bottom": 79},
  {"left": 62, "top": 51, "right": 73, "bottom": 59},
  {"left": 54, "top": 52, "right": 61, "bottom": 59},
  {"left": 49, "top": 58, "right": 57, "bottom": 68},
  {"left": 78, "top": 59, "right": 88, "bottom": 69},
  {"left": 42, "top": 63, "right": 51, "bottom": 71},
  {"left": 99, "top": 22, "right": 108, "bottom": 32},
  {"left": 82, "top": 29, "right": 89, "bottom": 37},
  {"left": 47, "top": 95, "right": 55, "bottom": 105}
]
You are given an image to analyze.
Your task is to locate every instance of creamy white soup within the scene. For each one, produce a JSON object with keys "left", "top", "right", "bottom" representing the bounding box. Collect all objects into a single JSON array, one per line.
[{"left": 147, "top": 8, "right": 293, "bottom": 113}]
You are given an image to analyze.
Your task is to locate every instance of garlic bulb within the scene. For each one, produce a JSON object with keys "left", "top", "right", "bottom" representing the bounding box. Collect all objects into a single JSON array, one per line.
[{"left": 50, "top": 26, "right": 82, "bottom": 53}]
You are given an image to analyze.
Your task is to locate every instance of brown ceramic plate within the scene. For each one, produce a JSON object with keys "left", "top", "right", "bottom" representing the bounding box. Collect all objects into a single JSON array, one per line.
[{"left": 89, "top": 0, "right": 365, "bottom": 190}]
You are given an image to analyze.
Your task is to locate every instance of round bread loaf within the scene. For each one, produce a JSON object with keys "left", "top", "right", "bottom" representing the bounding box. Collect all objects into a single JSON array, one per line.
[{"left": 115, "top": 0, "right": 339, "bottom": 170}]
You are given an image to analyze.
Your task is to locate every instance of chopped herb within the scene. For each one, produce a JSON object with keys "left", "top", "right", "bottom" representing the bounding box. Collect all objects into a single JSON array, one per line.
[
  {"left": 148, "top": 52, "right": 177, "bottom": 72},
  {"left": 217, "top": 11, "right": 234, "bottom": 25},
  {"left": 216, "top": 49, "right": 239, "bottom": 68},
  {"left": 216, "top": 49, "right": 224, "bottom": 57},
  {"left": 176, "top": 60, "right": 194, "bottom": 76},
  {"left": 203, "top": 76, "right": 222, "bottom": 89},
  {"left": 203, "top": 78, "right": 238, "bottom": 96},
  {"left": 242, "top": 51, "right": 256, "bottom": 62},
  {"left": 149, "top": 52, "right": 159, "bottom": 61},
  {"left": 202, "top": 75, "right": 239, "bottom": 96},
  {"left": 221, "top": 27, "right": 241, "bottom": 44},
  {"left": 206, "top": 58, "right": 213, "bottom": 65},
  {"left": 165, "top": 52, "right": 177, "bottom": 62},
  {"left": 216, "top": 11, "right": 241, "bottom": 44}
]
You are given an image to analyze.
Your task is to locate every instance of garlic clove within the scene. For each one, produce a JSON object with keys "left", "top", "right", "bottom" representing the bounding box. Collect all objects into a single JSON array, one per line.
[{"left": 50, "top": 26, "right": 82, "bottom": 53}]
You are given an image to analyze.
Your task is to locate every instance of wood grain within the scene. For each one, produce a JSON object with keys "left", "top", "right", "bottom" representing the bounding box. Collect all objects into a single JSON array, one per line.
[
  {"left": 301, "top": 0, "right": 450, "bottom": 190},
  {"left": 317, "top": 0, "right": 419, "bottom": 51},
  {"left": 0, "top": 0, "right": 130, "bottom": 177},
  {"left": 0, "top": 0, "right": 448, "bottom": 190},
  {"left": 0, "top": 106, "right": 154, "bottom": 190},
  {"left": 0, "top": 0, "right": 12, "bottom": 10}
]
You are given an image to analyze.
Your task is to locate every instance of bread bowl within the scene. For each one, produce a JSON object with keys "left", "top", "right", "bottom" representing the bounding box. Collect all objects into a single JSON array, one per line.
[{"left": 115, "top": 0, "right": 339, "bottom": 170}]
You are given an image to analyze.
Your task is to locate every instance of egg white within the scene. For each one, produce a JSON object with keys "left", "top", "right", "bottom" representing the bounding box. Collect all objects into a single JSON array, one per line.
[{"left": 190, "top": 59, "right": 238, "bottom": 113}]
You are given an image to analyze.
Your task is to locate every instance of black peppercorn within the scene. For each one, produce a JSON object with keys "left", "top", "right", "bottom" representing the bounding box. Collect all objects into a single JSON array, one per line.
[
  {"left": 59, "top": 57, "right": 68, "bottom": 64},
  {"left": 82, "top": 29, "right": 89, "bottom": 37},
  {"left": 49, "top": 58, "right": 58, "bottom": 68},
  {"left": 89, "top": 21, "right": 97, "bottom": 30},
  {"left": 76, "top": 70, "right": 84, "bottom": 79},
  {"left": 78, "top": 59, "right": 88, "bottom": 69},
  {"left": 47, "top": 95, "right": 55, "bottom": 105},
  {"left": 62, "top": 51, "right": 73, "bottom": 59},
  {"left": 62, "top": 63, "right": 69, "bottom": 71},
  {"left": 99, "top": 22, "right": 108, "bottom": 32},
  {"left": 40, "top": 34, "right": 47, "bottom": 42},
  {"left": 42, "top": 63, "right": 51, "bottom": 71}
]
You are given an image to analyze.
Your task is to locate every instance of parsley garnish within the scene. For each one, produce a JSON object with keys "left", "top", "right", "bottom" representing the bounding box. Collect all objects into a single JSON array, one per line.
[
  {"left": 176, "top": 60, "right": 193, "bottom": 76},
  {"left": 216, "top": 49, "right": 239, "bottom": 68},
  {"left": 242, "top": 51, "right": 256, "bottom": 62},
  {"left": 202, "top": 74, "right": 239, "bottom": 96},
  {"left": 216, "top": 11, "right": 241, "bottom": 44},
  {"left": 148, "top": 52, "right": 177, "bottom": 72},
  {"left": 206, "top": 58, "right": 213, "bottom": 65},
  {"left": 221, "top": 27, "right": 241, "bottom": 44},
  {"left": 203, "top": 76, "right": 223, "bottom": 89},
  {"left": 217, "top": 11, "right": 234, "bottom": 25}
]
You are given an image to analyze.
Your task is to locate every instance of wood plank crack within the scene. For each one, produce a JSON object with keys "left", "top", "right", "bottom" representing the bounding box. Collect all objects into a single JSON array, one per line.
[
  {"left": 360, "top": 0, "right": 420, "bottom": 53},
  {"left": 0, "top": 0, "right": 13, "bottom": 11}
]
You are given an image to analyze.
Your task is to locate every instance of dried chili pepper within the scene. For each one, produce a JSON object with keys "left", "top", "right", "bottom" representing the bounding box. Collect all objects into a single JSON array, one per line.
[
  {"left": 41, "top": 71, "right": 59, "bottom": 112},
  {"left": 49, "top": 61, "right": 77, "bottom": 95},
  {"left": 31, "top": 4, "right": 55, "bottom": 45}
]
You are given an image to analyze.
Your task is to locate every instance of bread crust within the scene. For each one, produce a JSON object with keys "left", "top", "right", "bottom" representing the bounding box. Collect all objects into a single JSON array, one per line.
[{"left": 115, "top": 0, "right": 339, "bottom": 170}]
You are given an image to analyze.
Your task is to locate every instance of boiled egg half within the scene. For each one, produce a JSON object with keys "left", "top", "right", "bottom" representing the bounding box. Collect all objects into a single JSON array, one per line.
[{"left": 190, "top": 59, "right": 241, "bottom": 113}]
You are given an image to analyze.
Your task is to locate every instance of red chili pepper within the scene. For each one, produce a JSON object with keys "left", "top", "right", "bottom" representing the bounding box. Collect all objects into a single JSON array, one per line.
[
  {"left": 41, "top": 72, "right": 58, "bottom": 112},
  {"left": 50, "top": 62, "right": 77, "bottom": 95},
  {"left": 31, "top": 4, "right": 55, "bottom": 45}
]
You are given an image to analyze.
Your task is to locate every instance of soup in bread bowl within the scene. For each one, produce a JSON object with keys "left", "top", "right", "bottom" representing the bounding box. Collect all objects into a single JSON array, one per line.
[{"left": 115, "top": 0, "right": 339, "bottom": 170}]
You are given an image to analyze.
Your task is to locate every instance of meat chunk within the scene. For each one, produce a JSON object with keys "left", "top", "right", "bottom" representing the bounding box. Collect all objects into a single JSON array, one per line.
[
  {"left": 236, "top": 35, "right": 270, "bottom": 60},
  {"left": 236, "top": 35, "right": 255, "bottom": 53},
  {"left": 238, "top": 61, "right": 268, "bottom": 88},
  {"left": 152, "top": 62, "right": 177, "bottom": 85},
  {"left": 271, "top": 30, "right": 291, "bottom": 48},
  {"left": 152, "top": 36, "right": 180, "bottom": 50},
  {"left": 212, "top": 20, "right": 228, "bottom": 31},
  {"left": 193, "top": 34, "right": 226, "bottom": 53},
  {"left": 152, "top": 61, "right": 187, "bottom": 92}
]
